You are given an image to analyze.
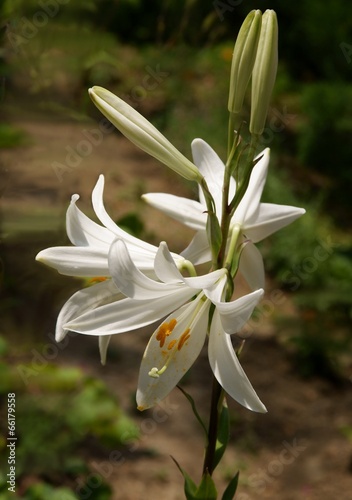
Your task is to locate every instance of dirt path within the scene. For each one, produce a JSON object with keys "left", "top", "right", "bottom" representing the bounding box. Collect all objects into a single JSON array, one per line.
[{"left": 2, "top": 116, "right": 352, "bottom": 499}]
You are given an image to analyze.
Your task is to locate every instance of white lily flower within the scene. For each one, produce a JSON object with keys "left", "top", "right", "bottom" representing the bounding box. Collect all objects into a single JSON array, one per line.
[
  {"left": 64, "top": 239, "right": 225, "bottom": 335},
  {"left": 36, "top": 175, "right": 187, "bottom": 346},
  {"left": 36, "top": 174, "right": 185, "bottom": 277},
  {"left": 67, "top": 239, "right": 266, "bottom": 412},
  {"left": 142, "top": 139, "right": 305, "bottom": 287}
]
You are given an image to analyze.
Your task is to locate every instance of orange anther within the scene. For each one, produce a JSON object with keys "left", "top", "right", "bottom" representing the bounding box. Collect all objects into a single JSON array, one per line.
[
  {"left": 177, "top": 328, "right": 191, "bottom": 350},
  {"left": 156, "top": 319, "right": 177, "bottom": 347},
  {"left": 167, "top": 339, "right": 177, "bottom": 350}
]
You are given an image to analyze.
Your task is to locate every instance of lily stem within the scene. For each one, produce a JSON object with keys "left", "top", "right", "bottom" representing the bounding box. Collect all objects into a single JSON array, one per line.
[{"left": 202, "top": 375, "right": 224, "bottom": 476}]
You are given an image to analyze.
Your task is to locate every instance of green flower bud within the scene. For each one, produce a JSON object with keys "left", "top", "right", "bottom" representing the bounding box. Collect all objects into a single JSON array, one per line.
[
  {"left": 228, "top": 9, "right": 262, "bottom": 114},
  {"left": 250, "top": 10, "right": 278, "bottom": 135},
  {"left": 89, "top": 86, "right": 203, "bottom": 183}
]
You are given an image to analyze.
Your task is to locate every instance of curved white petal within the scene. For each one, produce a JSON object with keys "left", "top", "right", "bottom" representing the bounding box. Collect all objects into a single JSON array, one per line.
[
  {"left": 209, "top": 312, "right": 267, "bottom": 412},
  {"left": 213, "top": 289, "right": 264, "bottom": 335},
  {"left": 155, "top": 241, "right": 227, "bottom": 291},
  {"left": 238, "top": 241, "right": 265, "bottom": 290},
  {"left": 99, "top": 335, "right": 111, "bottom": 365},
  {"left": 204, "top": 273, "right": 227, "bottom": 303},
  {"left": 233, "top": 148, "right": 270, "bottom": 225},
  {"left": 66, "top": 194, "right": 114, "bottom": 247},
  {"left": 154, "top": 242, "right": 185, "bottom": 283},
  {"left": 181, "top": 230, "right": 212, "bottom": 265},
  {"left": 56, "top": 279, "right": 123, "bottom": 341},
  {"left": 92, "top": 175, "right": 158, "bottom": 253},
  {"left": 36, "top": 246, "right": 110, "bottom": 277},
  {"left": 245, "top": 203, "right": 306, "bottom": 243},
  {"left": 109, "top": 240, "right": 181, "bottom": 299},
  {"left": 137, "top": 296, "right": 210, "bottom": 410},
  {"left": 142, "top": 193, "right": 206, "bottom": 231},
  {"left": 191, "top": 139, "right": 225, "bottom": 214},
  {"left": 65, "top": 287, "right": 196, "bottom": 335}
]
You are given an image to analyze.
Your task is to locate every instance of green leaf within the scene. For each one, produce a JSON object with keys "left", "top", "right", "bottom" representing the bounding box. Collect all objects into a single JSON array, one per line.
[
  {"left": 213, "top": 399, "right": 230, "bottom": 470},
  {"left": 171, "top": 456, "right": 198, "bottom": 500},
  {"left": 222, "top": 471, "right": 240, "bottom": 500},
  {"left": 177, "top": 385, "right": 208, "bottom": 441},
  {"left": 195, "top": 471, "right": 218, "bottom": 499},
  {"left": 206, "top": 210, "right": 223, "bottom": 259}
]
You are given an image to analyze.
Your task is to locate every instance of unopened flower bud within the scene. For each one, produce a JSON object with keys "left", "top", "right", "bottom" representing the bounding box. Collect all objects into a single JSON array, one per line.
[
  {"left": 228, "top": 10, "right": 262, "bottom": 114},
  {"left": 89, "top": 86, "right": 203, "bottom": 183},
  {"left": 250, "top": 10, "right": 278, "bottom": 135}
]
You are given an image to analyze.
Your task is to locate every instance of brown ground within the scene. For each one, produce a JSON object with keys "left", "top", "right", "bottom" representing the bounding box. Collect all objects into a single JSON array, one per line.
[{"left": 2, "top": 115, "right": 352, "bottom": 499}]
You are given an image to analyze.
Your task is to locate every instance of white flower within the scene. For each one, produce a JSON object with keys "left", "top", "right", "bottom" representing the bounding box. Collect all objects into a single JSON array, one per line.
[
  {"left": 142, "top": 139, "right": 305, "bottom": 289},
  {"left": 67, "top": 239, "right": 266, "bottom": 413},
  {"left": 35, "top": 175, "right": 187, "bottom": 349}
]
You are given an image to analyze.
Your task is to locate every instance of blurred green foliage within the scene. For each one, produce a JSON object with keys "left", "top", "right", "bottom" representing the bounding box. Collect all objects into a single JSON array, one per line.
[
  {"left": 297, "top": 82, "right": 352, "bottom": 222},
  {"left": 0, "top": 339, "right": 138, "bottom": 498},
  {"left": 0, "top": 123, "right": 27, "bottom": 148}
]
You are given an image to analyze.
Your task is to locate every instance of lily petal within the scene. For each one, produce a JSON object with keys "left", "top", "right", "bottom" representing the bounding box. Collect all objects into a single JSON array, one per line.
[
  {"left": 154, "top": 242, "right": 185, "bottom": 283},
  {"left": 245, "top": 202, "right": 306, "bottom": 243},
  {"left": 181, "top": 230, "right": 212, "bottom": 265},
  {"left": 92, "top": 175, "right": 158, "bottom": 253},
  {"left": 238, "top": 241, "right": 265, "bottom": 290},
  {"left": 99, "top": 335, "right": 112, "bottom": 365},
  {"left": 137, "top": 296, "right": 210, "bottom": 410},
  {"left": 142, "top": 192, "right": 206, "bottom": 231},
  {"left": 109, "top": 240, "right": 182, "bottom": 299},
  {"left": 209, "top": 312, "right": 267, "bottom": 412},
  {"left": 213, "top": 289, "right": 264, "bottom": 335},
  {"left": 66, "top": 194, "right": 114, "bottom": 247},
  {"left": 232, "top": 148, "right": 270, "bottom": 225},
  {"left": 36, "top": 246, "right": 111, "bottom": 277},
  {"left": 65, "top": 287, "right": 196, "bottom": 335},
  {"left": 155, "top": 241, "right": 227, "bottom": 290},
  {"left": 191, "top": 139, "right": 226, "bottom": 214},
  {"left": 56, "top": 279, "right": 123, "bottom": 341}
]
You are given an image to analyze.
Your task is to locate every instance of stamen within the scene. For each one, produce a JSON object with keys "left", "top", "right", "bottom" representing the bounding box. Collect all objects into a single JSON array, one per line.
[
  {"left": 148, "top": 367, "right": 160, "bottom": 378},
  {"left": 88, "top": 277, "right": 108, "bottom": 284},
  {"left": 167, "top": 339, "right": 177, "bottom": 350},
  {"left": 156, "top": 318, "right": 177, "bottom": 347},
  {"left": 178, "top": 329, "right": 191, "bottom": 350},
  {"left": 148, "top": 316, "right": 196, "bottom": 379}
]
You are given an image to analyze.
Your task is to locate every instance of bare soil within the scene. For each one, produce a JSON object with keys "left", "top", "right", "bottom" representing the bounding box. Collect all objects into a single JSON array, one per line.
[{"left": 2, "top": 115, "right": 352, "bottom": 499}]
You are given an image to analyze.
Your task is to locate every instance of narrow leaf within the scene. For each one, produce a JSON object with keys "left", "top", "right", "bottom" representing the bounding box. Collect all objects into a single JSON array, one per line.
[
  {"left": 213, "top": 399, "right": 230, "bottom": 470},
  {"left": 171, "top": 456, "right": 198, "bottom": 500},
  {"left": 177, "top": 385, "right": 208, "bottom": 441},
  {"left": 195, "top": 471, "right": 218, "bottom": 500},
  {"left": 222, "top": 471, "right": 240, "bottom": 500},
  {"left": 206, "top": 211, "right": 222, "bottom": 259}
]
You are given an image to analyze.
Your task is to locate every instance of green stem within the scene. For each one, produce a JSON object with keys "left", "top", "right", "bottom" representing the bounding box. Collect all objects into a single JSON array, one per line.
[{"left": 202, "top": 376, "right": 224, "bottom": 476}]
